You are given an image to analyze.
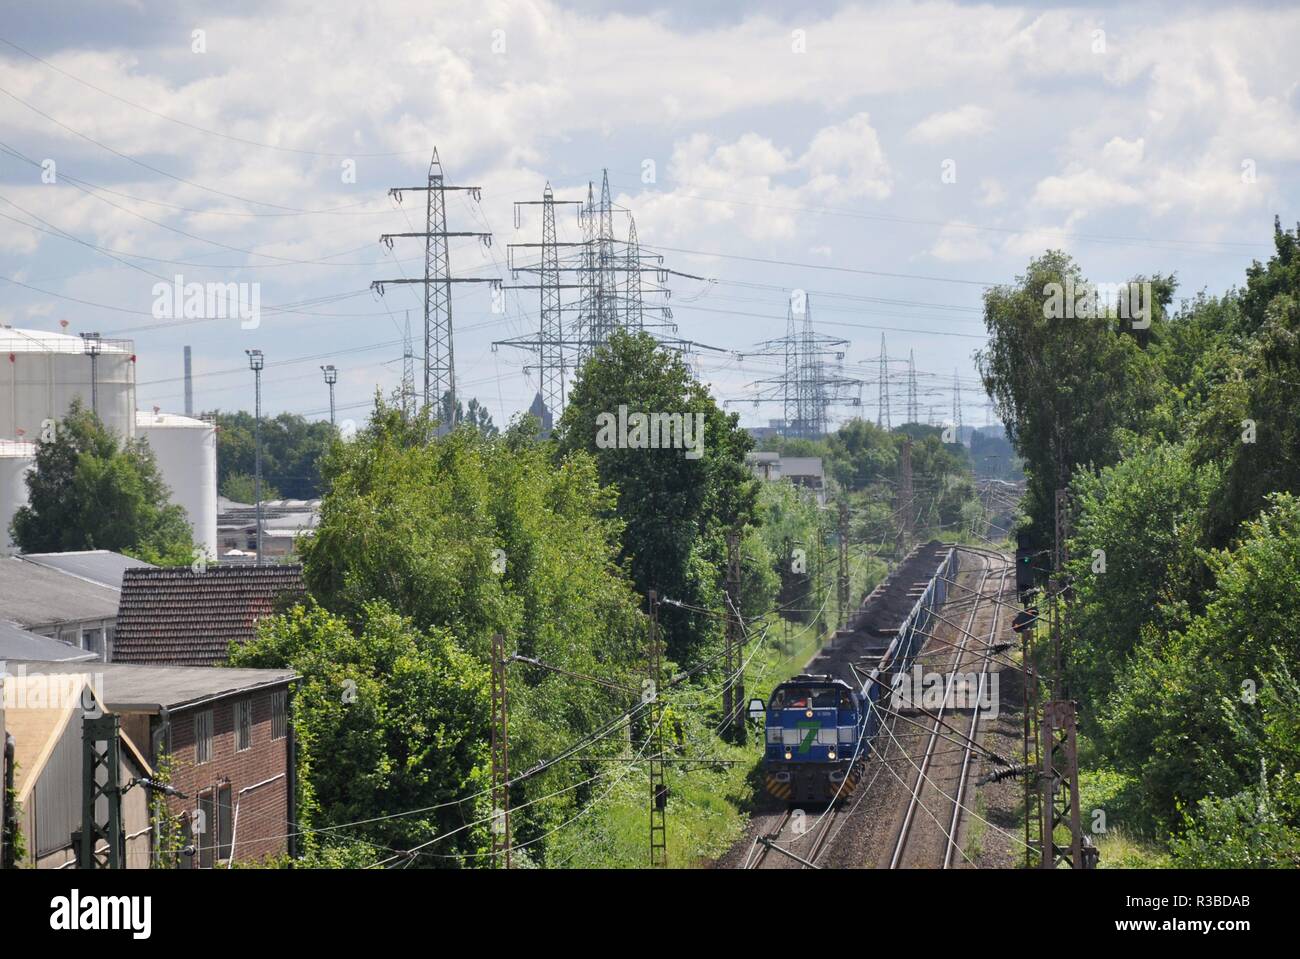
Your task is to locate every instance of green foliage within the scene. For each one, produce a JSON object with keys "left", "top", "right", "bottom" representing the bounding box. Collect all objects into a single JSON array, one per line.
[
  {"left": 976, "top": 251, "right": 1166, "bottom": 541},
  {"left": 229, "top": 600, "right": 490, "bottom": 860},
  {"left": 1103, "top": 494, "right": 1300, "bottom": 830},
  {"left": 1169, "top": 789, "right": 1300, "bottom": 868},
  {"left": 554, "top": 330, "right": 758, "bottom": 664},
  {"left": 1064, "top": 441, "right": 1220, "bottom": 718},
  {"left": 1189, "top": 224, "right": 1300, "bottom": 548},
  {"left": 10, "top": 399, "right": 194, "bottom": 564},
  {"left": 437, "top": 391, "right": 498, "bottom": 437},
  {"left": 219, "top": 471, "right": 281, "bottom": 504},
  {"left": 3, "top": 766, "right": 25, "bottom": 866},
  {"left": 209, "top": 409, "right": 334, "bottom": 500},
  {"left": 995, "top": 221, "right": 1300, "bottom": 865},
  {"left": 286, "top": 396, "right": 648, "bottom": 865},
  {"left": 149, "top": 756, "right": 187, "bottom": 869}
]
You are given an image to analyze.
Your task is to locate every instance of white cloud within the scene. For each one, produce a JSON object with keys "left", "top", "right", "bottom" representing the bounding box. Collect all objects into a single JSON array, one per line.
[
  {"left": 929, "top": 221, "right": 994, "bottom": 262},
  {"left": 907, "top": 105, "right": 994, "bottom": 144}
]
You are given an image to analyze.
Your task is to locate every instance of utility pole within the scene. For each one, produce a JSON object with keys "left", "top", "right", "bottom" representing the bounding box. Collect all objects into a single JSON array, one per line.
[
  {"left": 724, "top": 530, "right": 745, "bottom": 743},
  {"left": 837, "top": 501, "right": 850, "bottom": 630},
  {"left": 1040, "top": 700, "right": 1093, "bottom": 868},
  {"left": 647, "top": 590, "right": 667, "bottom": 867},
  {"left": 877, "top": 333, "right": 890, "bottom": 430},
  {"left": 1023, "top": 623, "right": 1041, "bottom": 867},
  {"left": 246, "top": 349, "right": 264, "bottom": 565},
  {"left": 899, "top": 437, "right": 914, "bottom": 552},
  {"left": 495, "top": 185, "right": 584, "bottom": 426},
  {"left": 744, "top": 297, "right": 860, "bottom": 439},
  {"left": 321, "top": 365, "right": 337, "bottom": 427},
  {"left": 907, "top": 350, "right": 918, "bottom": 425},
  {"left": 372, "top": 149, "right": 498, "bottom": 423},
  {"left": 489, "top": 632, "right": 511, "bottom": 868},
  {"left": 1052, "top": 487, "right": 1071, "bottom": 698},
  {"left": 401, "top": 310, "right": 415, "bottom": 419},
  {"left": 80, "top": 332, "right": 101, "bottom": 419},
  {"left": 952, "top": 368, "right": 963, "bottom": 444},
  {"left": 183, "top": 345, "right": 194, "bottom": 417},
  {"left": 78, "top": 713, "right": 123, "bottom": 868}
]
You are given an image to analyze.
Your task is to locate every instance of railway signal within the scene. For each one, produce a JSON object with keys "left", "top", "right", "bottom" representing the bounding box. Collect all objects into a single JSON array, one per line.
[{"left": 1012, "top": 607, "right": 1038, "bottom": 633}]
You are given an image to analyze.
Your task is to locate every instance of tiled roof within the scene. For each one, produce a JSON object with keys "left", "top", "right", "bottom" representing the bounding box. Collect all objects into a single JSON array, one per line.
[{"left": 112, "top": 565, "right": 306, "bottom": 666}]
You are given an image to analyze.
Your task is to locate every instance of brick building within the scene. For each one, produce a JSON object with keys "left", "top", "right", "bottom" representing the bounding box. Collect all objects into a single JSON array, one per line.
[{"left": 10, "top": 660, "right": 297, "bottom": 867}]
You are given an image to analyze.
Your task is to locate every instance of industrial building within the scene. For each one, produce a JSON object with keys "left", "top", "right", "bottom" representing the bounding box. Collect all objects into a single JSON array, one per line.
[
  {"left": 0, "top": 326, "right": 218, "bottom": 560},
  {"left": 5, "top": 660, "right": 298, "bottom": 867},
  {"left": 1, "top": 671, "right": 155, "bottom": 869}
]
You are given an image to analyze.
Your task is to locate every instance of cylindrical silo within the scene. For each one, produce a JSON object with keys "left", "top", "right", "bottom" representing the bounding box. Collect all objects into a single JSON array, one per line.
[
  {"left": 0, "top": 439, "right": 35, "bottom": 555},
  {"left": 135, "top": 410, "right": 218, "bottom": 560},
  {"left": 0, "top": 326, "right": 136, "bottom": 441}
]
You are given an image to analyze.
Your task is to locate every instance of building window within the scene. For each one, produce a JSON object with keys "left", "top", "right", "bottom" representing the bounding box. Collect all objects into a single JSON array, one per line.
[
  {"left": 271, "top": 690, "right": 287, "bottom": 741},
  {"left": 197, "top": 791, "right": 215, "bottom": 869},
  {"left": 194, "top": 709, "right": 213, "bottom": 764},
  {"left": 218, "top": 784, "right": 233, "bottom": 862},
  {"left": 235, "top": 699, "right": 252, "bottom": 752}
]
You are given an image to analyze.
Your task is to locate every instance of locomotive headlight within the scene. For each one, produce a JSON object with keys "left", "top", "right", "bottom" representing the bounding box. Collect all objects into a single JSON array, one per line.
[
  {"left": 784, "top": 750, "right": 793, "bottom": 760},
  {"left": 805, "top": 709, "right": 814, "bottom": 718},
  {"left": 827, "top": 750, "right": 837, "bottom": 761}
]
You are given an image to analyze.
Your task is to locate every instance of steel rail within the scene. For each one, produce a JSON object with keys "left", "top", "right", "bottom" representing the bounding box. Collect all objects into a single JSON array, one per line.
[
  {"left": 943, "top": 554, "right": 1012, "bottom": 868},
  {"left": 889, "top": 552, "right": 992, "bottom": 868}
]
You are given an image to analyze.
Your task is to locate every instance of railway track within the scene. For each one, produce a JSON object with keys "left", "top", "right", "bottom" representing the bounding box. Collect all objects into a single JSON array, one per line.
[
  {"left": 888, "top": 548, "right": 1012, "bottom": 869},
  {"left": 744, "top": 802, "right": 844, "bottom": 869},
  {"left": 741, "top": 543, "right": 954, "bottom": 870}
]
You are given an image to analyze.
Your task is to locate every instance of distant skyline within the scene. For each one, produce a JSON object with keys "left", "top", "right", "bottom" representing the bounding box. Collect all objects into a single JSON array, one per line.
[{"left": 1, "top": 1, "right": 1295, "bottom": 430}]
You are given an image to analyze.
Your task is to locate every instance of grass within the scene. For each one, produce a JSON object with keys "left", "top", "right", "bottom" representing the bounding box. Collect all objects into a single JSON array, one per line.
[{"left": 963, "top": 790, "right": 989, "bottom": 863}]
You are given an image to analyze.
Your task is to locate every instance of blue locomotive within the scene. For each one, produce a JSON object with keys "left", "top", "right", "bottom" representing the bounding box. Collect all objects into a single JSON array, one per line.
[{"left": 760, "top": 674, "right": 880, "bottom": 804}]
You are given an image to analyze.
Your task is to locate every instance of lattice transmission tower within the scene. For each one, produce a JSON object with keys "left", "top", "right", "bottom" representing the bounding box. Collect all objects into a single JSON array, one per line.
[
  {"left": 493, "top": 170, "right": 716, "bottom": 424},
  {"left": 372, "top": 149, "right": 499, "bottom": 423},
  {"left": 732, "top": 295, "right": 862, "bottom": 439}
]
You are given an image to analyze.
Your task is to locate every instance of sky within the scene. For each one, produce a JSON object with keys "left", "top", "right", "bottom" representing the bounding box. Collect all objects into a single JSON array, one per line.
[{"left": 0, "top": 0, "right": 1296, "bottom": 432}]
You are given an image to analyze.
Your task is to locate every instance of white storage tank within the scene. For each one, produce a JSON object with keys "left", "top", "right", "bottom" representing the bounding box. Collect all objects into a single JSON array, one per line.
[
  {"left": 135, "top": 410, "right": 218, "bottom": 560},
  {"left": 0, "top": 326, "right": 136, "bottom": 441},
  {"left": 0, "top": 439, "right": 35, "bottom": 555}
]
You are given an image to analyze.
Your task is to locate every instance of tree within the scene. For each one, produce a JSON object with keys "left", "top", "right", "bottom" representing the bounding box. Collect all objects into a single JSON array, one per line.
[
  {"left": 1063, "top": 441, "right": 1220, "bottom": 721},
  {"left": 1190, "top": 220, "right": 1300, "bottom": 548},
  {"left": 220, "top": 472, "right": 281, "bottom": 504},
  {"left": 228, "top": 600, "right": 490, "bottom": 861},
  {"left": 436, "top": 391, "right": 498, "bottom": 436},
  {"left": 554, "top": 330, "right": 759, "bottom": 663},
  {"left": 210, "top": 410, "right": 334, "bottom": 500},
  {"left": 10, "top": 400, "right": 193, "bottom": 564},
  {"left": 975, "top": 252, "right": 1168, "bottom": 541},
  {"left": 1102, "top": 494, "right": 1300, "bottom": 831},
  {"left": 295, "top": 396, "right": 646, "bottom": 863}
]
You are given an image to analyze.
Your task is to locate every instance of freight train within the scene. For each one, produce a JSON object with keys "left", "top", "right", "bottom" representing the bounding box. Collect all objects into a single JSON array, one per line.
[{"left": 759, "top": 546, "right": 955, "bottom": 805}]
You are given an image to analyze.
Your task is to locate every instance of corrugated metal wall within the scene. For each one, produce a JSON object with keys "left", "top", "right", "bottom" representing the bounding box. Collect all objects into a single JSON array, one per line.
[{"left": 33, "top": 706, "right": 82, "bottom": 857}]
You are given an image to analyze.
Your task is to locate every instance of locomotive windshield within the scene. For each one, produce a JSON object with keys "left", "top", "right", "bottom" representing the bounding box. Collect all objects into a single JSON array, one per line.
[
  {"left": 771, "top": 686, "right": 812, "bottom": 708},
  {"left": 770, "top": 685, "right": 852, "bottom": 709}
]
